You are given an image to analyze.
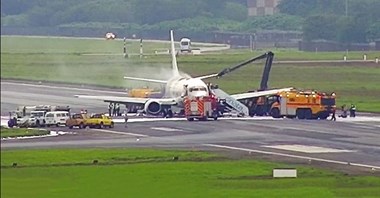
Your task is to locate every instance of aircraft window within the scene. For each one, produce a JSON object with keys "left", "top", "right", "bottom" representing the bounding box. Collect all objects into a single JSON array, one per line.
[{"left": 200, "top": 87, "right": 207, "bottom": 91}]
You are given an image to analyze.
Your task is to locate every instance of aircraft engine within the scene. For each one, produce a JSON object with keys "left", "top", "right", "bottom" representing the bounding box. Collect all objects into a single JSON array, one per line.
[{"left": 144, "top": 100, "right": 162, "bottom": 115}]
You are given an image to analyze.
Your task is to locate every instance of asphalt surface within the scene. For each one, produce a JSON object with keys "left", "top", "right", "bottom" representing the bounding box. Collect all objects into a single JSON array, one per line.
[{"left": 1, "top": 80, "right": 380, "bottom": 172}]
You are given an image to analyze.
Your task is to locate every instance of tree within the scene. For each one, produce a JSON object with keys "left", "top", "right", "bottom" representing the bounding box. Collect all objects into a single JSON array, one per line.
[
  {"left": 367, "top": 21, "right": 380, "bottom": 41},
  {"left": 303, "top": 15, "right": 339, "bottom": 41}
]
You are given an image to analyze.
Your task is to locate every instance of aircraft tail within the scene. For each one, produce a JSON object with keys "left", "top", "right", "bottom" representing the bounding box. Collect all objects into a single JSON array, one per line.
[{"left": 170, "top": 30, "right": 180, "bottom": 76}]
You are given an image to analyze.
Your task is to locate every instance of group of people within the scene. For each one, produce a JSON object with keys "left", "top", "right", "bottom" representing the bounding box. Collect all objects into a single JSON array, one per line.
[
  {"left": 331, "top": 103, "right": 356, "bottom": 121},
  {"left": 108, "top": 103, "right": 121, "bottom": 117}
]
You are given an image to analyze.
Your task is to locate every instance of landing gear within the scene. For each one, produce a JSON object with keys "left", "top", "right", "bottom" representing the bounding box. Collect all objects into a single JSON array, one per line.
[{"left": 162, "top": 108, "right": 173, "bottom": 118}]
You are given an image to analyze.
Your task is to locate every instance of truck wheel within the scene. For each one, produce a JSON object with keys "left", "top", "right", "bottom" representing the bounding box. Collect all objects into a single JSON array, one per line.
[
  {"left": 187, "top": 118, "right": 194, "bottom": 121},
  {"left": 296, "top": 109, "right": 305, "bottom": 119},
  {"left": 110, "top": 122, "right": 114, "bottom": 128},
  {"left": 270, "top": 108, "right": 281, "bottom": 118},
  {"left": 305, "top": 109, "right": 312, "bottom": 119},
  {"left": 69, "top": 125, "right": 73, "bottom": 129},
  {"left": 79, "top": 123, "right": 84, "bottom": 129},
  {"left": 99, "top": 122, "right": 104, "bottom": 129},
  {"left": 36, "top": 120, "right": 40, "bottom": 127}
]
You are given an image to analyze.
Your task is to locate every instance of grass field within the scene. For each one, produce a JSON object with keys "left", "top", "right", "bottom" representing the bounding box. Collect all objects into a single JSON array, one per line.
[
  {"left": 1, "top": 36, "right": 380, "bottom": 112},
  {"left": 1, "top": 148, "right": 380, "bottom": 198},
  {"left": 0, "top": 127, "right": 50, "bottom": 138}
]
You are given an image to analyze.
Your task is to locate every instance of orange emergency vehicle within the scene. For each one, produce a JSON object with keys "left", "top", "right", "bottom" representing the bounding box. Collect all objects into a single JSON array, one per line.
[
  {"left": 270, "top": 89, "right": 336, "bottom": 119},
  {"left": 183, "top": 96, "right": 218, "bottom": 121}
]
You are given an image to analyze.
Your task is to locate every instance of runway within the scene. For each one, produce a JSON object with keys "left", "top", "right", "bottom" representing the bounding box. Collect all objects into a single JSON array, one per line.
[{"left": 2, "top": 80, "right": 380, "bottom": 171}]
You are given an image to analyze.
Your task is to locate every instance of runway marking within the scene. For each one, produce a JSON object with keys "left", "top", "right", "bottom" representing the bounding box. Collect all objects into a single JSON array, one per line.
[
  {"left": 203, "top": 144, "right": 380, "bottom": 170},
  {"left": 262, "top": 144, "right": 355, "bottom": 153},
  {"left": 93, "top": 129, "right": 149, "bottom": 137},
  {"left": 2, "top": 82, "right": 127, "bottom": 95},
  {"left": 151, "top": 127, "right": 183, "bottom": 132}
]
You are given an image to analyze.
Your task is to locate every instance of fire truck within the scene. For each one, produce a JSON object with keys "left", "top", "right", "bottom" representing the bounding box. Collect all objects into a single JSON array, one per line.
[
  {"left": 183, "top": 96, "right": 219, "bottom": 121},
  {"left": 269, "top": 89, "right": 336, "bottom": 120}
]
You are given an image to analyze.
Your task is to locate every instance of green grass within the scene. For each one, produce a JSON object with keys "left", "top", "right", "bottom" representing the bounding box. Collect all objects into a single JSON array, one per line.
[
  {"left": 0, "top": 127, "right": 50, "bottom": 138},
  {"left": 1, "top": 36, "right": 380, "bottom": 112},
  {"left": 1, "top": 148, "right": 380, "bottom": 198}
]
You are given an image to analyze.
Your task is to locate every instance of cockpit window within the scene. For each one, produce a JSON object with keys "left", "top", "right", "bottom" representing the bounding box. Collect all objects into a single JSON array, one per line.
[{"left": 189, "top": 87, "right": 207, "bottom": 92}]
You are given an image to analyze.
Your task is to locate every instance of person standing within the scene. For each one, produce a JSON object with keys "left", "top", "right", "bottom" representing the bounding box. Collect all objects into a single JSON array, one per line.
[
  {"left": 124, "top": 109, "right": 129, "bottom": 128},
  {"left": 115, "top": 103, "right": 120, "bottom": 116},
  {"left": 22, "top": 106, "right": 26, "bottom": 117},
  {"left": 330, "top": 108, "right": 336, "bottom": 121},
  {"left": 350, "top": 104, "right": 356, "bottom": 117},
  {"left": 108, "top": 103, "right": 113, "bottom": 117}
]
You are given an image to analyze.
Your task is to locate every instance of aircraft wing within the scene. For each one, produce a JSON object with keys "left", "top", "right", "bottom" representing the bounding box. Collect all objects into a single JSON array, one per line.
[
  {"left": 123, "top": 76, "right": 167, "bottom": 84},
  {"left": 75, "top": 95, "right": 178, "bottom": 106},
  {"left": 75, "top": 95, "right": 149, "bottom": 104},
  {"left": 231, "top": 87, "right": 294, "bottom": 100}
]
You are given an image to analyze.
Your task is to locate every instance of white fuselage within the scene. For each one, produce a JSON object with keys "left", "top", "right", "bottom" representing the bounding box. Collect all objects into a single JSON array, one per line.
[{"left": 165, "top": 76, "right": 209, "bottom": 98}]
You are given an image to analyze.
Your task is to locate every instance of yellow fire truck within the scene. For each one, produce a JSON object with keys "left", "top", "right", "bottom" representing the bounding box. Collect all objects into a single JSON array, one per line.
[
  {"left": 269, "top": 89, "right": 336, "bottom": 119},
  {"left": 184, "top": 96, "right": 218, "bottom": 121}
]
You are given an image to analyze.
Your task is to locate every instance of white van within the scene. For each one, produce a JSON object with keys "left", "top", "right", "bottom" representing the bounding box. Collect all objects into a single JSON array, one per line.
[
  {"left": 45, "top": 111, "right": 70, "bottom": 127},
  {"left": 180, "top": 37, "right": 191, "bottom": 52}
]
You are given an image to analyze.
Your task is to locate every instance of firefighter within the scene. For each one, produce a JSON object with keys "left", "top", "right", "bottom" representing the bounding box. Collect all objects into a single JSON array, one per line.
[
  {"left": 108, "top": 103, "right": 113, "bottom": 117},
  {"left": 115, "top": 103, "right": 120, "bottom": 116},
  {"left": 124, "top": 109, "right": 129, "bottom": 128},
  {"left": 22, "top": 106, "right": 26, "bottom": 117},
  {"left": 113, "top": 103, "right": 117, "bottom": 116},
  {"left": 350, "top": 104, "right": 356, "bottom": 117},
  {"left": 330, "top": 108, "right": 336, "bottom": 121}
]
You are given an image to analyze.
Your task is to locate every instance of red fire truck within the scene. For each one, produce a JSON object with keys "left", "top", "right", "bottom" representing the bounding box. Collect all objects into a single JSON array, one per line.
[{"left": 183, "top": 96, "right": 219, "bottom": 121}]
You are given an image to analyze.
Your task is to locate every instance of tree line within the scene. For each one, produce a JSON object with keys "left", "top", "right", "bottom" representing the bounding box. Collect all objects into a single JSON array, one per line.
[
  {"left": 278, "top": 0, "right": 380, "bottom": 42},
  {"left": 1, "top": 0, "right": 379, "bottom": 42}
]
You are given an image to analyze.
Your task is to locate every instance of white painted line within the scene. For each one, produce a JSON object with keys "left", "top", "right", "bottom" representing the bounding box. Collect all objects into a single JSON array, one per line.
[
  {"left": 93, "top": 129, "right": 149, "bottom": 137},
  {"left": 112, "top": 118, "right": 186, "bottom": 123},
  {"left": 263, "top": 145, "right": 355, "bottom": 153},
  {"left": 151, "top": 127, "right": 183, "bottom": 132},
  {"left": 338, "top": 116, "right": 380, "bottom": 123},
  {"left": 2, "top": 82, "right": 127, "bottom": 95},
  {"left": 1, "top": 131, "right": 75, "bottom": 140},
  {"left": 203, "top": 144, "right": 380, "bottom": 170}
]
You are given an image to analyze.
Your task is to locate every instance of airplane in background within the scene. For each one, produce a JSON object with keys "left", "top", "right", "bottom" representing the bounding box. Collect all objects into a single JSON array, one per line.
[{"left": 75, "top": 30, "right": 292, "bottom": 117}]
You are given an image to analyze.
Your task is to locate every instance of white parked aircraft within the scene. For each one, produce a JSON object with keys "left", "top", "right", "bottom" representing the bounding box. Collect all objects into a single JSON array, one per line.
[{"left": 75, "top": 30, "right": 292, "bottom": 116}]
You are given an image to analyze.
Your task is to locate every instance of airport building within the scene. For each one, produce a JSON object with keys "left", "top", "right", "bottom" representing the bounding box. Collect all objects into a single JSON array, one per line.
[{"left": 247, "top": 0, "right": 281, "bottom": 16}]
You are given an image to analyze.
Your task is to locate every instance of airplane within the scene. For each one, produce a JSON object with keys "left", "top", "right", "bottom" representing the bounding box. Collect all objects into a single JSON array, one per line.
[{"left": 75, "top": 30, "right": 292, "bottom": 117}]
